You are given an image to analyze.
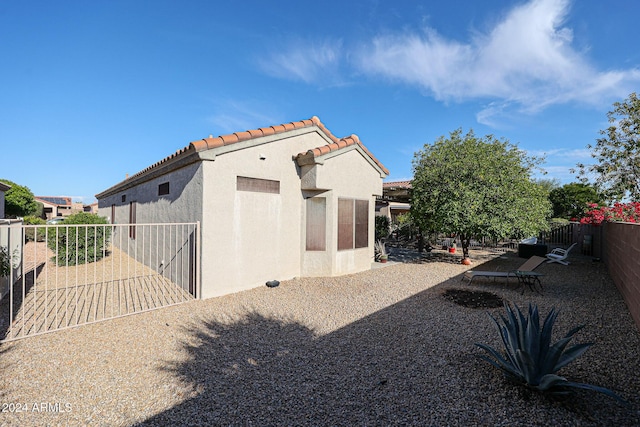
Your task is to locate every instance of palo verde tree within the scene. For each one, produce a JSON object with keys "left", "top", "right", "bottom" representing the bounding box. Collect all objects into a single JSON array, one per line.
[
  {"left": 411, "top": 129, "right": 551, "bottom": 259},
  {"left": 576, "top": 92, "right": 640, "bottom": 201},
  {"left": 0, "top": 179, "right": 38, "bottom": 218}
]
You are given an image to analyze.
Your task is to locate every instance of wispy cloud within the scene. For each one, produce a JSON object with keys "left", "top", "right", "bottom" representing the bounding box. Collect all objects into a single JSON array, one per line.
[
  {"left": 358, "top": 0, "right": 640, "bottom": 125},
  {"left": 257, "top": 38, "right": 347, "bottom": 87},
  {"left": 530, "top": 147, "right": 595, "bottom": 183},
  {"left": 528, "top": 147, "right": 593, "bottom": 161},
  {"left": 207, "top": 100, "right": 282, "bottom": 134},
  {"left": 260, "top": 0, "right": 640, "bottom": 127}
]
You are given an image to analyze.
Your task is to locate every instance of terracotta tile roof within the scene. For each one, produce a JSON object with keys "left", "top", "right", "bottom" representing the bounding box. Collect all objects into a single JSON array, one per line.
[
  {"left": 382, "top": 180, "right": 412, "bottom": 189},
  {"left": 294, "top": 132, "right": 389, "bottom": 175},
  {"left": 190, "top": 118, "right": 316, "bottom": 152},
  {"left": 127, "top": 116, "right": 388, "bottom": 182}
]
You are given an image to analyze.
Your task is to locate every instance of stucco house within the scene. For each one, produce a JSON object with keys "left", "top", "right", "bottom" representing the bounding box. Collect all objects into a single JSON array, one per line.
[
  {"left": 96, "top": 116, "right": 388, "bottom": 299},
  {"left": 0, "top": 182, "right": 10, "bottom": 219},
  {"left": 376, "top": 180, "right": 412, "bottom": 222},
  {"left": 35, "top": 196, "right": 84, "bottom": 220}
]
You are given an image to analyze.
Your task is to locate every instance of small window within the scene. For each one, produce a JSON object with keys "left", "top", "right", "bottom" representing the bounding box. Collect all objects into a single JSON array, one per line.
[
  {"left": 355, "top": 200, "right": 369, "bottom": 248},
  {"left": 121, "top": 195, "right": 126, "bottom": 203},
  {"left": 129, "top": 201, "right": 137, "bottom": 239},
  {"left": 237, "top": 176, "right": 280, "bottom": 194},
  {"left": 158, "top": 182, "right": 170, "bottom": 196},
  {"left": 306, "top": 197, "right": 326, "bottom": 251},
  {"left": 338, "top": 198, "right": 354, "bottom": 251}
]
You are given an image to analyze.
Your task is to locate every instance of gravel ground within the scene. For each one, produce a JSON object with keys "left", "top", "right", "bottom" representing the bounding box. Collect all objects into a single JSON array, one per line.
[{"left": 0, "top": 249, "right": 638, "bottom": 426}]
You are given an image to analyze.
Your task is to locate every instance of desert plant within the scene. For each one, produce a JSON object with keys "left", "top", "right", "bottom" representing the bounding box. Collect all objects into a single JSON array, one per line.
[
  {"left": 475, "top": 303, "right": 624, "bottom": 402},
  {"left": 47, "top": 212, "right": 111, "bottom": 266},
  {"left": 374, "top": 239, "right": 387, "bottom": 261}
]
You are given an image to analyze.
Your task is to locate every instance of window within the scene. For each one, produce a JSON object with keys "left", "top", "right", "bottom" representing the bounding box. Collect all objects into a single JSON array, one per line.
[
  {"left": 121, "top": 195, "right": 126, "bottom": 203},
  {"left": 237, "top": 176, "right": 280, "bottom": 194},
  {"left": 338, "top": 199, "right": 354, "bottom": 250},
  {"left": 158, "top": 182, "right": 170, "bottom": 196},
  {"left": 306, "top": 197, "right": 326, "bottom": 251},
  {"left": 129, "top": 201, "right": 136, "bottom": 239},
  {"left": 338, "top": 198, "right": 369, "bottom": 250},
  {"left": 354, "top": 200, "right": 368, "bottom": 248}
]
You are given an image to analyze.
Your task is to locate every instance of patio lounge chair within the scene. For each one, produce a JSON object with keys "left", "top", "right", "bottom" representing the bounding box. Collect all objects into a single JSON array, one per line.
[
  {"left": 545, "top": 242, "right": 577, "bottom": 265},
  {"left": 463, "top": 256, "right": 546, "bottom": 285}
]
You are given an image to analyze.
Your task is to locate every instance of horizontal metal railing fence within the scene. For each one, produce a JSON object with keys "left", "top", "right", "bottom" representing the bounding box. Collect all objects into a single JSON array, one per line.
[{"left": 0, "top": 222, "right": 199, "bottom": 342}]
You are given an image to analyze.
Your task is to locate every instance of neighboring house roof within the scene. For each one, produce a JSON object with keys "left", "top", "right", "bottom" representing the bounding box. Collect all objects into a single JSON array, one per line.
[
  {"left": 0, "top": 182, "right": 10, "bottom": 192},
  {"left": 381, "top": 180, "right": 412, "bottom": 203},
  {"left": 36, "top": 196, "right": 72, "bottom": 206},
  {"left": 383, "top": 180, "right": 412, "bottom": 189},
  {"left": 97, "top": 116, "right": 388, "bottom": 198}
]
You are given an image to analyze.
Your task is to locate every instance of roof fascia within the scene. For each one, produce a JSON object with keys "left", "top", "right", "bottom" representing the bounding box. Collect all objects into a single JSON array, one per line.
[
  {"left": 298, "top": 144, "right": 388, "bottom": 179},
  {"left": 197, "top": 127, "right": 332, "bottom": 161},
  {"left": 95, "top": 151, "right": 201, "bottom": 199}
]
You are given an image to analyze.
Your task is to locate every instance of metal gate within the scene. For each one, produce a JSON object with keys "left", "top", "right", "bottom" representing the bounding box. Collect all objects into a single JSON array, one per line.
[{"left": 0, "top": 221, "right": 199, "bottom": 342}]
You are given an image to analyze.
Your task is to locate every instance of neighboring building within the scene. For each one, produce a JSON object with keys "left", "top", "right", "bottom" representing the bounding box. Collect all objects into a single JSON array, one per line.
[
  {"left": 96, "top": 116, "right": 388, "bottom": 299},
  {"left": 84, "top": 202, "right": 99, "bottom": 214},
  {"left": 377, "top": 180, "right": 412, "bottom": 222},
  {"left": 0, "top": 182, "right": 10, "bottom": 219},
  {"left": 35, "top": 196, "right": 84, "bottom": 220}
]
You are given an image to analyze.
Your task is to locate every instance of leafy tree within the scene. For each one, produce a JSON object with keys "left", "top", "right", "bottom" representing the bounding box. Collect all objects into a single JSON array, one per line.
[
  {"left": 411, "top": 129, "right": 551, "bottom": 259},
  {"left": 576, "top": 92, "right": 640, "bottom": 201},
  {"left": 534, "top": 178, "right": 560, "bottom": 196},
  {"left": 0, "top": 179, "right": 38, "bottom": 218},
  {"left": 549, "top": 182, "right": 603, "bottom": 220}
]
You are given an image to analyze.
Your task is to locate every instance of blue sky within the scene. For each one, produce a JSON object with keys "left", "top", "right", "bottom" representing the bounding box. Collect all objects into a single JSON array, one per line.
[{"left": 1, "top": 0, "right": 639, "bottom": 204}]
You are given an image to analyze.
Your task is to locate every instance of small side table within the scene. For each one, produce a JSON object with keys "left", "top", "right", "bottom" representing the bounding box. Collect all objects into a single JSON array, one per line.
[{"left": 513, "top": 271, "right": 544, "bottom": 294}]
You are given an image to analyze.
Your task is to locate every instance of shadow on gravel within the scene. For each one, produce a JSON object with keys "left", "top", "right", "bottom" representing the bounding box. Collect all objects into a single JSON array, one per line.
[{"left": 136, "top": 263, "right": 640, "bottom": 426}]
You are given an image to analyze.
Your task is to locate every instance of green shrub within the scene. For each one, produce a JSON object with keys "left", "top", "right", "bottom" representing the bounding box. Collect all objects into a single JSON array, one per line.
[
  {"left": 47, "top": 212, "right": 111, "bottom": 266},
  {"left": 23, "top": 215, "right": 47, "bottom": 242},
  {"left": 0, "top": 246, "right": 11, "bottom": 277},
  {"left": 475, "top": 303, "right": 624, "bottom": 403},
  {"left": 375, "top": 215, "right": 390, "bottom": 241}
]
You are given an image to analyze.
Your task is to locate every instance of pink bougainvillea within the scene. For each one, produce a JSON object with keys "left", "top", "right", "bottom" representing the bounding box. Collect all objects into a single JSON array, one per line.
[{"left": 580, "top": 202, "right": 640, "bottom": 225}]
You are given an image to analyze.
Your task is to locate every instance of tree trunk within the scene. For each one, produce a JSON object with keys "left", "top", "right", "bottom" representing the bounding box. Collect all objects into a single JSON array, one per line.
[{"left": 461, "top": 235, "right": 471, "bottom": 259}]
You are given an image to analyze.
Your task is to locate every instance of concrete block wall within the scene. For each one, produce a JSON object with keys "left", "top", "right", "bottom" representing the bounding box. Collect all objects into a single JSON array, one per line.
[{"left": 604, "top": 222, "right": 640, "bottom": 330}]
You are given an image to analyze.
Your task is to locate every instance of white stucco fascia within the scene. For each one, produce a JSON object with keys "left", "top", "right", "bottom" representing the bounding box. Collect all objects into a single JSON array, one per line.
[{"left": 315, "top": 145, "right": 387, "bottom": 179}]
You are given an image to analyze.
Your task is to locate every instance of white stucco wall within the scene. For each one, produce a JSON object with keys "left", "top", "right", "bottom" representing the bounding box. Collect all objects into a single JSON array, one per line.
[
  {"left": 0, "top": 191, "right": 4, "bottom": 219},
  {"left": 198, "top": 132, "right": 324, "bottom": 298}
]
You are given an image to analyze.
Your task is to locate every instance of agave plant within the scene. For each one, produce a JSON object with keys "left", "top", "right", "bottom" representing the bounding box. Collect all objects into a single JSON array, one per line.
[
  {"left": 475, "top": 302, "right": 624, "bottom": 402},
  {"left": 374, "top": 239, "right": 387, "bottom": 261}
]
